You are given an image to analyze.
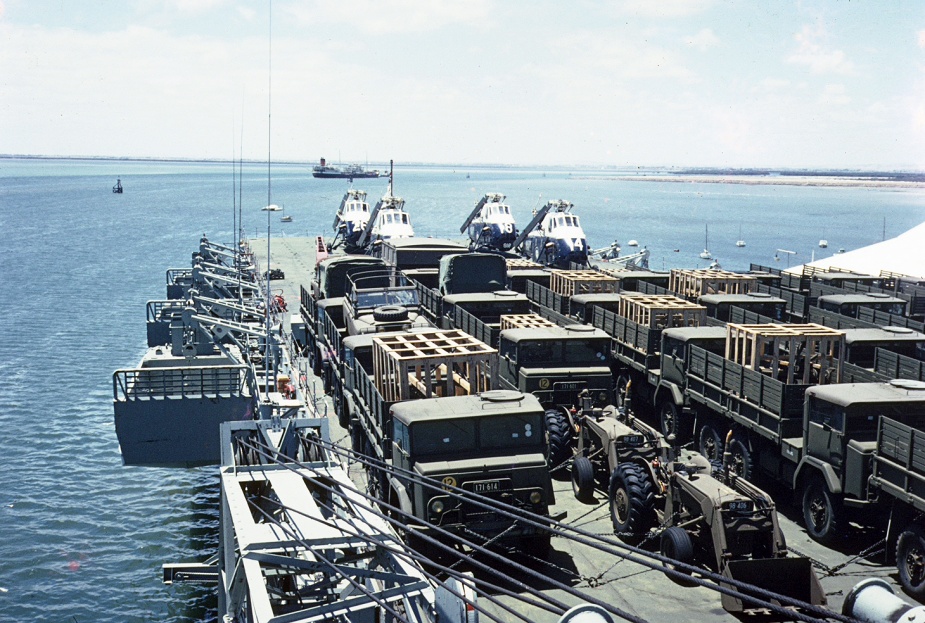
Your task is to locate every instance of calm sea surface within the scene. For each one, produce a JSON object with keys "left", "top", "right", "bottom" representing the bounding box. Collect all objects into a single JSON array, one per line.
[{"left": 1, "top": 158, "right": 924, "bottom": 621}]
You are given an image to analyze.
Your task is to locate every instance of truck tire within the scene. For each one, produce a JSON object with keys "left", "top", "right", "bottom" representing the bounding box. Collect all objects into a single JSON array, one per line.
[
  {"left": 335, "top": 385, "right": 349, "bottom": 429},
  {"left": 726, "top": 435, "right": 753, "bottom": 481},
  {"left": 609, "top": 462, "right": 655, "bottom": 538},
  {"left": 802, "top": 476, "right": 842, "bottom": 544},
  {"left": 545, "top": 409, "right": 573, "bottom": 473},
  {"left": 897, "top": 524, "right": 925, "bottom": 599},
  {"left": 373, "top": 305, "right": 409, "bottom": 322},
  {"left": 571, "top": 456, "right": 595, "bottom": 501},
  {"left": 658, "top": 400, "right": 690, "bottom": 444},
  {"left": 660, "top": 526, "right": 696, "bottom": 586},
  {"left": 311, "top": 345, "right": 322, "bottom": 376},
  {"left": 698, "top": 423, "right": 724, "bottom": 462}
]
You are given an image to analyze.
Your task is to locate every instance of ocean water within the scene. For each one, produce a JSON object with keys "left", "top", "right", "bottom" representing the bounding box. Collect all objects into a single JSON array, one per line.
[{"left": 0, "top": 157, "right": 923, "bottom": 622}]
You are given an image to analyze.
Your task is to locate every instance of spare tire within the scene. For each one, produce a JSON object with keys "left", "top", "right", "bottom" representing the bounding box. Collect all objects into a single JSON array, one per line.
[{"left": 373, "top": 305, "right": 409, "bottom": 322}]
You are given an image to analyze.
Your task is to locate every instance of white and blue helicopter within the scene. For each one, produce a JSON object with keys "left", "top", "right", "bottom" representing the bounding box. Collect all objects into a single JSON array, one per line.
[
  {"left": 355, "top": 167, "right": 414, "bottom": 254},
  {"left": 330, "top": 189, "right": 372, "bottom": 253},
  {"left": 513, "top": 200, "right": 589, "bottom": 268},
  {"left": 459, "top": 193, "right": 519, "bottom": 252}
]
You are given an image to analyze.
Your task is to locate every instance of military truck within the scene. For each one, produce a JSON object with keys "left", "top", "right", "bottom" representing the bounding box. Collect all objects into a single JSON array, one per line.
[
  {"left": 496, "top": 324, "right": 614, "bottom": 468},
  {"left": 682, "top": 322, "right": 846, "bottom": 480},
  {"left": 377, "top": 237, "right": 469, "bottom": 289},
  {"left": 390, "top": 391, "right": 556, "bottom": 553},
  {"left": 299, "top": 254, "right": 385, "bottom": 375},
  {"left": 590, "top": 293, "right": 707, "bottom": 417},
  {"left": 699, "top": 292, "right": 787, "bottom": 324}
]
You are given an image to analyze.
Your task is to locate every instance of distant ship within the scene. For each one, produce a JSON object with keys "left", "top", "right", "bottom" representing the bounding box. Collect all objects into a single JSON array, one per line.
[
  {"left": 112, "top": 178, "right": 123, "bottom": 193},
  {"left": 311, "top": 157, "right": 382, "bottom": 179}
]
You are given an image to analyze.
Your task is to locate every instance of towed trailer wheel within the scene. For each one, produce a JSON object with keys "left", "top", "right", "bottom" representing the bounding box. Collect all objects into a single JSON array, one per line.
[
  {"left": 571, "top": 455, "right": 595, "bottom": 501},
  {"left": 897, "top": 524, "right": 925, "bottom": 599},
  {"left": 801, "top": 476, "right": 842, "bottom": 544},
  {"left": 658, "top": 400, "right": 690, "bottom": 444},
  {"left": 609, "top": 463, "right": 655, "bottom": 539},
  {"left": 660, "top": 526, "right": 697, "bottom": 586}
]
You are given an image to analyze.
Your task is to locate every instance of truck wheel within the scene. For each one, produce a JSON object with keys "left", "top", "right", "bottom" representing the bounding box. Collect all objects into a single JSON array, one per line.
[
  {"left": 660, "top": 526, "right": 696, "bottom": 586},
  {"left": 572, "top": 456, "right": 595, "bottom": 501},
  {"left": 726, "top": 435, "right": 753, "bottom": 481},
  {"left": 801, "top": 476, "right": 842, "bottom": 544},
  {"left": 311, "top": 346, "right": 322, "bottom": 376},
  {"left": 545, "top": 409, "right": 573, "bottom": 473},
  {"left": 609, "top": 463, "right": 655, "bottom": 538},
  {"left": 335, "top": 386, "right": 349, "bottom": 430},
  {"left": 897, "top": 525, "right": 925, "bottom": 599},
  {"left": 658, "top": 400, "right": 690, "bottom": 444},
  {"left": 351, "top": 424, "right": 365, "bottom": 453},
  {"left": 697, "top": 424, "right": 723, "bottom": 462}
]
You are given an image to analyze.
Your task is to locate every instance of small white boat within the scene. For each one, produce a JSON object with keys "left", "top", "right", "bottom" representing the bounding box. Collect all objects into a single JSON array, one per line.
[
  {"left": 627, "top": 239, "right": 639, "bottom": 247},
  {"left": 819, "top": 239, "right": 828, "bottom": 248},
  {"left": 280, "top": 215, "right": 293, "bottom": 222},
  {"left": 699, "top": 224, "right": 712, "bottom": 259},
  {"left": 736, "top": 225, "right": 745, "bottom": 247}
]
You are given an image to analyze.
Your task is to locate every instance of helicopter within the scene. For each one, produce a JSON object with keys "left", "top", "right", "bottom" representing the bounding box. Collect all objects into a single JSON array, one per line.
[
  {"left": 459, "top": 193, "right": 519, "bottom": 252},
  {"left": 512, "top": 199, "right": 589, "bottom": 268},
  {"left": 355, "top": 167, "right": 414, "bottom": 255},
  {"left": 330, "top": 189, "right": 372, "bottom": 253}
]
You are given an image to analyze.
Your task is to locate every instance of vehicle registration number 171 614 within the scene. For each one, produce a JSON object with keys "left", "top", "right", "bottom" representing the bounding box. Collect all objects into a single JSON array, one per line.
[{"left": 471, "top": 480, "right": 501, "bottom": 493}]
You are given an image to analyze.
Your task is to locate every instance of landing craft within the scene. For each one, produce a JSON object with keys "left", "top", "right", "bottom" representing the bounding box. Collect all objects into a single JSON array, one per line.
[
  {"left": 460, "top": 193, "right": 519, "bottom": 252},
  {"left": 512, "top": 200, "right": 588, "bottom": 268},
  {"left": 330, "top": 189, "right": 371, "bottom": 253}
]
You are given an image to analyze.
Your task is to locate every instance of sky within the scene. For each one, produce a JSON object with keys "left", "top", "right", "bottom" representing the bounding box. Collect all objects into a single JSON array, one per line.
[{"left": 2, "top": 0, "right": 925, "bottom": 169}]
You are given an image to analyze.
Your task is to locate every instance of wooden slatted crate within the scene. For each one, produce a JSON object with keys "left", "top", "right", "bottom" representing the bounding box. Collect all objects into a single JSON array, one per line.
[
  {"left": 725, "top": 323, "right": 845, "bottom": 385},
  {"left": 669, "top": 268, "right": 756, "bottom": 299},
  {"left": 372, "top": 329, "right": 497, "bottom": 402},
  {"left": 618, "top": 293, "right": 706, "bottom": 329},
  {"left": 506, "top": 258, "right": 541, "bottom": 269},
  {"left": 500, "top": 313, "right": 558, "bottom": 330},
  {"left": 549, "top": 269, "right": 619, "bottom": 297}
]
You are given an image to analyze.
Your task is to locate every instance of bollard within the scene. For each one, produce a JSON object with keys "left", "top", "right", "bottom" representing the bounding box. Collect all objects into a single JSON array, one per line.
[{"left": 843, "top": 578, "right": 925, "bottom": 623}]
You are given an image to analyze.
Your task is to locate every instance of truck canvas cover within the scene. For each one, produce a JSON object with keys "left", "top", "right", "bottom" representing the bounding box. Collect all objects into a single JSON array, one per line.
[{"left": 439, "top": 253, "right": 506, "bottom": 295}]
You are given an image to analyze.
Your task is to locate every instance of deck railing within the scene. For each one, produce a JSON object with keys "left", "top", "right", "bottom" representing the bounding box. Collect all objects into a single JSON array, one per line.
[{"left": 113, "top": 365, "right": 251, "bottom": 401}]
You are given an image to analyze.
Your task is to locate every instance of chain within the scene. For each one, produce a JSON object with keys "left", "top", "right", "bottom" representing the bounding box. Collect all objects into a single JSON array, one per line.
[{"left": 786, "top": 537, "right": 886, "bottom": 577}]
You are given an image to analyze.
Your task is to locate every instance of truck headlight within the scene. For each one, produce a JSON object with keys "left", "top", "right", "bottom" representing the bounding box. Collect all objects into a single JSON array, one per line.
[
  {"left": 530, "top": 491, "right": 543, "bottom": 504},
  {"left": 430, "top": 499, "right": 445, "bottom": 514}
]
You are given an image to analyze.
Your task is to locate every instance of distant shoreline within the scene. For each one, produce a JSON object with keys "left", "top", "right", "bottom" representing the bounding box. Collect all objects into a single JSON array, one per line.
[{"left": 595, "top": 174, "right": 925, "bottom": 189}]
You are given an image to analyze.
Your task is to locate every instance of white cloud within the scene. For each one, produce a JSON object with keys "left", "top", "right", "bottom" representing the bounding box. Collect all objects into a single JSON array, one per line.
[
  {"left": 918, "top": 29, "right": 925, "bottom": 48},
  {"left": 282, "top": 0, "right": 493, "bottom": 35},
  {"left": 787, "top": 24, "right": 854, "bottom": 75},
  {"left": 615, "top": 0, "right": 715, "bottom": 19},
  {"left": 165, "top": 0, "right": 228, "bottom": 13},
  {"left": 237, "top": 6, "right": 256, "bottom": 21},
  {"left": 752, "top": 78, "right": 791, "bottom": 93},
  {"left": 818, "top": 83, "right": 850, "bottom": 107},
  {"left": 684, "top": 28, "right": 718, "bottom": 51}
]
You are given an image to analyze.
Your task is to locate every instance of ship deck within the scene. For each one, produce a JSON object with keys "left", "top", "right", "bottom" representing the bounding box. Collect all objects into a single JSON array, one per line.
[{"left": 258, "top": 235, "right": 902, "bottom": 622}]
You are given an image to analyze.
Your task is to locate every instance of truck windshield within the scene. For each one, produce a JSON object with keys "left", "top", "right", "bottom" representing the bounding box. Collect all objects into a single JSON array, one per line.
[
  {"left": 480, "top": 414, "right": 545, "bottom": 450},
  {"left": 356, "top": 288, "right": 419, "bottom": 309},
  {"left": 518, "top": 339, "right": 610, "bottom": 365},
  {"left": 412, "top": 419, "right": 476, "bottom": 456},
  {"left": 410, "top": 414, "right": 545, "bottom": 456}
]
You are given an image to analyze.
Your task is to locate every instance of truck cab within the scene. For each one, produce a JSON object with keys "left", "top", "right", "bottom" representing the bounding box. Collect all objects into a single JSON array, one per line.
[
  {"left": 797, "top": 381, "right": 925, "bottom": 542},
  {"left": 698, "top": 292, "right": 787, "bottom": 322},
  {"left": 817, "top": 293, "right": 907, "bottom": 318},
  {"left": 497, "top": 325, "right": 614, "bottom": 410},
  {"left": 343, "top": 268, "right": 433, "bottom": 336},
  {"left": 842, "top": 327, "right": 925, "bottom": 368},
  {"left": 389, "top": 391, "right": 555, "bottom": 550}
]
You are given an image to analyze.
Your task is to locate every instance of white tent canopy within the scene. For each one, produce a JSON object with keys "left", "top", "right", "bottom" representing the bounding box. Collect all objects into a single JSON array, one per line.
[{"left": 787, "top": 220, "right": 925, "bottom": 280}]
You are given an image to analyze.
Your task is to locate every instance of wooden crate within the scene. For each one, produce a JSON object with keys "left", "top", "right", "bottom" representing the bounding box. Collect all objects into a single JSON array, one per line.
[
  {"left": 669, "top": 269, "right": 756, "bottom": 299},
  {"left": 506, "top": 258, "right": 541, "bottom": 269},
  {"left": 618, "top": 293, "right": 706, "bottom": 329},
  {"left": 725, "top": 323, "right": 845, "bottom": 385},
  {"left": 372, "top": 329, "right": 497, "bottom": 402},
  {"left": 549, "top": 269, "right": 619, "bottom": 297},
  {"left": 500, "top": 313, "right": 557, "bottom": 330}
]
